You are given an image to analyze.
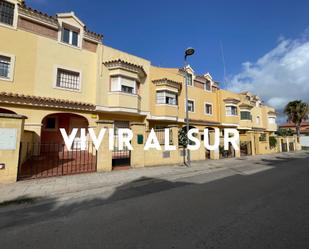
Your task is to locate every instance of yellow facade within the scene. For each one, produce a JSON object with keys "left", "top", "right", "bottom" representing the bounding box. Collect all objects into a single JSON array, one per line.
[
  {"left": 0, "top": 0, "right": 295, "bottom": 183},
  {"left": 0, "top": 1, "right": 277, "bottom": 134}
]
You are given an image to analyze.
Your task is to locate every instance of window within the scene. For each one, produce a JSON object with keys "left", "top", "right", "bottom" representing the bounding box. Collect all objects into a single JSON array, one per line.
[
  {"left": 71, "top": 31, "right": 79, "bottom": 46},
  {"left": 187, "top": 100, "right": 195, "bottom": 112},
  {"left": 205, "top": 81, "right": 211, "bottom": 91},
  {"left": 62, "top": 28, "right": 70, "bottom": 43},
  {"left": 121, "top": 85, "right": 134, "bottom": 94},
  {"left": 205, "top": 103, "right": 213, "bottom": 115},
  {"left": 268, "top": 117, "right": 276, "bottom": 124},
  {"left": 156, "top": 90, "right": 178, "bottom": 105},
  {"left": 56, "top": 68, "right": 80, "bottom": 90},
  {"left": 225, "top": 105, "right": 238, "bottom": 116},
  {"left": 0, "top": 0, "right": 15, "bottom": 26},
  {"left": 240, "top": 111, "right": 251, "bottom": 120},
  {"left": 186, "top": 73, "right": 193, "bottom": 86},
  {"left": 61, "top": 27, "right": 79, "bottom": 47},
  {"left": 0, "top": 55, "right": 10, "bottom": 79},
  {"left": 256, "top": 116, "right": 260, "bottom": 125},
  {"left": 111, "top": 76, "right": 137, "bottom": 94},
  {"left": 45, "top": 117, "right": 57, "bottom": 129}
]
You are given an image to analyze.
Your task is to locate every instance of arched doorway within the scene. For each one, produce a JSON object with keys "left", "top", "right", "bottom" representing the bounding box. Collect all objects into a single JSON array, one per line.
[
  {"left": 0, "top": 108, "right": 16, "bottom": 114},
  {"left": 41, "top": 113, "right": 89, "bottom": 145},
  {"left": 18, "top": 113, "right": 97, "bottom": 180}
]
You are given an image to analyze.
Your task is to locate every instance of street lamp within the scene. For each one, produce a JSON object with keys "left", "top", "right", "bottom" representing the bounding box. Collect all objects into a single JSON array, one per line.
[{"left": 184, "top": 47, "right": 195, "bottom": 167}]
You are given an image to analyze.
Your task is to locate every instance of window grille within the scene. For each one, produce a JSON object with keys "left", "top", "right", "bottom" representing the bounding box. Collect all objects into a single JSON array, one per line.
[
  {"left": 56, "top": 69, "right": 80, "bottom": 90},
  {"left": 0, "top": 55, "right": 10, "bottom": 78},
  {"left": 0, "top": 0, "right": 14, "bottom": 26},
  {"left": 205, "top": 81, "right": 211, "bottom": 91},
  {"left": 186, "top": 73, "right": 193, "bottom": 86},
  {"left": 226, "top": 106, "right": 238, "bottom": 116},
  {"left": 187, "top": 100, "right": 194, "bottom": 112},
  {"left": 205, "top": 104, "right": 213, "bottom": 115},
  {"left": 156, "top": 91, "right": 177, "bottom": 105},
  {"left": 240, "top": 111, "right": 251, "bottom": 120}
]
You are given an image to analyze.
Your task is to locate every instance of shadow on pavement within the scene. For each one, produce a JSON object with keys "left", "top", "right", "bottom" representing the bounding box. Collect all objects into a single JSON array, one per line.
[
  {"left": 1, "top": 152, "right": 308, "bottom": 231},
  {"left": 256, "top": 154, "right": 309, "bottom": 166},
  {"left": 0, "top": 177, "right": 192, "bottom": 230}
]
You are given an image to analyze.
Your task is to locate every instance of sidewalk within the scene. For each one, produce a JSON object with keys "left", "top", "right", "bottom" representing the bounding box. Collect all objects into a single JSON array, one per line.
[{"left": 1, "top": 151, "right": 308, "bottom": 206}]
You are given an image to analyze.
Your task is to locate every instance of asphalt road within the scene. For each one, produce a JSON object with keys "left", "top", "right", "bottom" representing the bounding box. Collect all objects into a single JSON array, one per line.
[{"left": 1, "top": 153, "right": 309, "bottom": 249}]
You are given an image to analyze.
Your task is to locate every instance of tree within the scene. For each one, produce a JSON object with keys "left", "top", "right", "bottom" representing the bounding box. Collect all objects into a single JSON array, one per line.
[
  {"left": 284, "top": 100, "right": 309, "bottom": 138},
  {"left": 276, "top": 128, "right": 294, "bottom": 137}
]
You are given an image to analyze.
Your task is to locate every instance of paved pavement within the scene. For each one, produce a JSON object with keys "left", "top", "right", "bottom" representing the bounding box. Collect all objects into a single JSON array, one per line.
[
  {"left": 0, "top": 151, "right": 308, "bottom": 206},
  {"left": 0, "top": 151, "right": 309, "bottom": 249}
]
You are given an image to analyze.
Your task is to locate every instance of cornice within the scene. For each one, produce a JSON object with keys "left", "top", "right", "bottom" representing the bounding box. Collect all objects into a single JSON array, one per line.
[
  {"left": 152, "top": 78, "right": 182, "bottom": 91},
  {"left": 103, "top": 59, "right": 146, "bottom": 78},
  {"left": 223, "top": 98, "right": 241, "bottom": 104}
]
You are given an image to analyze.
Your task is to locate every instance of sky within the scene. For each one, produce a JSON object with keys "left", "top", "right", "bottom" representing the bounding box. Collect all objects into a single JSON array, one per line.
[{"left": 27, "top": 0, "right": 309, "bottom": 123}]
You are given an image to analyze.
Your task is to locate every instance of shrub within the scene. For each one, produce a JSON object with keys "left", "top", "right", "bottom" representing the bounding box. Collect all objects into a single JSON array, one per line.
[
  {"left": 259, "top": 133, "right": 267, "bottom": 142},
  {"left": 276, "top": 128, "right": 294, "bottom": 137},
  {"left": 269, "top": 136, "right": 277, "bottom": 149}
]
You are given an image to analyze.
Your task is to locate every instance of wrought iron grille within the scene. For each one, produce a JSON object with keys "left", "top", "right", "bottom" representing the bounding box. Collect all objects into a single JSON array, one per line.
[
  {"left": 0, "top": 55, "right": 10, "bottom": 78},
  {"left": 0, "top": 0, "right": 14, "bottom": 26},
  {"left": 56, "top": 68, "right": 80, "bottom": 90}
]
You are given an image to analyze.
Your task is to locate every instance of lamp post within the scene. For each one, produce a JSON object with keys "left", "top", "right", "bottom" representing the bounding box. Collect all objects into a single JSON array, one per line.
[{"left": 184, "top": 47, "right": 195, "bottom": 167}]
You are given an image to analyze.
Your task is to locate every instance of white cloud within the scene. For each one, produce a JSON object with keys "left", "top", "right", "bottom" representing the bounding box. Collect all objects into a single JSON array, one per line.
[{"left": 227, "top": 32, "right": 309, "bottom": 122}]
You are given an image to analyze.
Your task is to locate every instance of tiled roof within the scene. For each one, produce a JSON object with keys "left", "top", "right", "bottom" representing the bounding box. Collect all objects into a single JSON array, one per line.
[
  {"left": 104, "top": 59, "right": 146, "bottom": 77},
  {"left": 152, "top": 78, "right": 182, "bottom": 85},
  {"left": 20, "top": 3, "right": 57, "bottom": 21},
  {"left": 280, "top": 122, "right": 309, "bottom": 128},
  {"left": 268, "top": 110, "right": 277, "bottom": 116},
  {"left": 18, "top": 5, "right": 58, "bottom": 27},
  {"left": 188, "top": 119, "right": 221, "bottom": 126},
  {"left": 194, "top": 75, "right": 206, "bottom": 83},
  {"left": 224, "top": 97, "right": 241, "bottom": 104},
  {"left": 84, "top": 28, "right": 103, "bottom": 41},
  {"left": 19, "top": 4, "right": 102, "bottom": 41},
  {"left": 152, "top": 78, "right": 182, "bottom": 91},
  {"left": 0, "top": 92, "right": 95, "bottom": 111},
  {"left": 239, "top": 103, "right": 254, "bottom": 109}
]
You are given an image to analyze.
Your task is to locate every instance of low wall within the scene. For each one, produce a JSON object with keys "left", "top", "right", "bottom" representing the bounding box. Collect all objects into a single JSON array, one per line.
[
  {"left": 144, "top": 149, "right": 182, "bottom": 167},
  {"left": 0, "top": 114, "right": 26, "bottom": 184},
  {"left": 300, "top": 136, "right": 309, "bottom": 148},
  {"left": 142, "top": 129, "right": 208, "bottom": 167},
  {"left": 20, "top": 130, "right": 37, "bottom": 165}
]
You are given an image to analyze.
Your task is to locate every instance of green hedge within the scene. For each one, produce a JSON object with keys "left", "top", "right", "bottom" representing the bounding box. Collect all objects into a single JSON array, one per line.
[{"left": 269, "top": 136, "right": 277, "bottom": 149}]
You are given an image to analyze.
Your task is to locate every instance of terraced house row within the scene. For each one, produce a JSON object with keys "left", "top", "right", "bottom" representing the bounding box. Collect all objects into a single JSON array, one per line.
[{"left": 0, "top": 0, "right": 297, "bottom": 183}]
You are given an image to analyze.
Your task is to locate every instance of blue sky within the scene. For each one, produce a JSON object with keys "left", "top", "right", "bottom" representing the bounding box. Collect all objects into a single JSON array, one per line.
[{"left": 28, "top": 0, "right": 309, "bottom": 121}]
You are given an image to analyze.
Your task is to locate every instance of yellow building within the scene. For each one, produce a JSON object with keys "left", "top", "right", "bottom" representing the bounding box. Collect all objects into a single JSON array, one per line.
[{"left": 0, "top": 0, "right": 287, "bottom": 183}]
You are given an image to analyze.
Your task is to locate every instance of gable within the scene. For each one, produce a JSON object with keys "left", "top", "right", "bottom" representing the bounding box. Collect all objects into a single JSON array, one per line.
[{"left": 57, "top": 12, "right": 85, "bottom": 29}]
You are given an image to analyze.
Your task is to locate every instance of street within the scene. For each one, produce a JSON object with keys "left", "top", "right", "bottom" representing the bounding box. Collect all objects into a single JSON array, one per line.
[{"left": 1, "top": 152, "right": 309, "bottom": 249}]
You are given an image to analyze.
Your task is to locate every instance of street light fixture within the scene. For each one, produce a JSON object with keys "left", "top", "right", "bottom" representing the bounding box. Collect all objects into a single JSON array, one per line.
[
  {"left": 185, "top": 47, "right": 195, "bottom": 59},
  {"left": 184, "top": 47, "right": 195, "bottom": 167}
]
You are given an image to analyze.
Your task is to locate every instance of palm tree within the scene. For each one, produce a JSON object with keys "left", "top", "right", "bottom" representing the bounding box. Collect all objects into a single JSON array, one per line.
[{"left": 284, "top": 100, "right": 309, "bottom": 138}]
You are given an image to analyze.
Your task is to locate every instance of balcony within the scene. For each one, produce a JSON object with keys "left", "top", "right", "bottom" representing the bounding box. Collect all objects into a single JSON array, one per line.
[
  {"left": 107, "top": 92, "right": 141, "bottom": 113},
  {"left": 239, "top": 119, "right": 253, "bottom": 129},
  {"left": 267, "top": 123, "right": 278, "bottom": 132},
  {"left": 153, "top": 104, "right": 179, "bottom": 119}
]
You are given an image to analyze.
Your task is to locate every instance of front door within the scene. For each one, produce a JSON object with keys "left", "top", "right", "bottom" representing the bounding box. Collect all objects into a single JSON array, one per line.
[{"left": 113, "top": 121, "right": 131, "bottom": 168}]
